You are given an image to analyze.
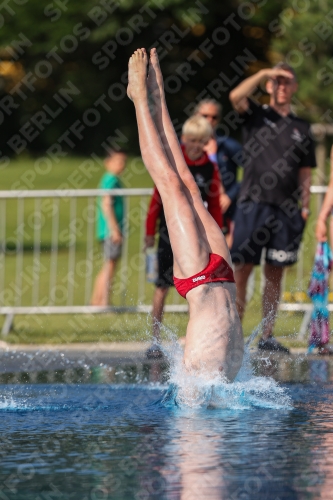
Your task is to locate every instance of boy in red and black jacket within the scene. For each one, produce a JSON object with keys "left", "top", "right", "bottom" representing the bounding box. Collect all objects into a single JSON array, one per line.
[{"left": 144, "top": 115, "right": 225, "bottom": 358}]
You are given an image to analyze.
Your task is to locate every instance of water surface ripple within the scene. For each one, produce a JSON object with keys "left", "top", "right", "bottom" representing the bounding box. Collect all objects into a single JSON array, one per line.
[{"left": 1, "top": 381, "right": 333, "bottom": 499}]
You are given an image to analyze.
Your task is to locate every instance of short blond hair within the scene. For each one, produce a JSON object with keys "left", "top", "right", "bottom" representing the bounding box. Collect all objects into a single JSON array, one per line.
[{"left": 182, "top": 115, "right": 213, "bottom": 141}]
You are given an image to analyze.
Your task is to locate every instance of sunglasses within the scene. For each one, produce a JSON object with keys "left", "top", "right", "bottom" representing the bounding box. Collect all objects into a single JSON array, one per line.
[{"left": 201, "top": 113, "right": 218, "bottom": 120}]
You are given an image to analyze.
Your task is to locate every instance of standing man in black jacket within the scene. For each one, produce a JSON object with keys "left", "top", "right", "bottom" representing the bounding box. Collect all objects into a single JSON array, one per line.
[{"left": 229, "top": 62, "right": 316, "bottom": 352}]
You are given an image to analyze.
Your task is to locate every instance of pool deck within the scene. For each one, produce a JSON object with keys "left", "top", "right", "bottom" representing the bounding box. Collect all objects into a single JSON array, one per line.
[
  {"left": 0, "top": 341, "right": 319, "bottom": 374},
  {"left": 0, "top": 341, "right": 309, "bottom": 356},
  {"left": 0, "top": 341, "right": 309, "bottom": 353},
  {"left": 1, "top": 341, "right": 333, "bottom": 384}
]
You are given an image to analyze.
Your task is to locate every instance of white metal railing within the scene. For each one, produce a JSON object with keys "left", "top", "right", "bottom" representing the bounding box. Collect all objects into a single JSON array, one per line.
[
  {"left": 0, "top": 189, "right": 154, "bottom": 198},
  {"left": 0, "top": 188, "right": 190, "bottom": 335},
  {"left": 0, "top": 187, "right": 329, "bottom": 336}
]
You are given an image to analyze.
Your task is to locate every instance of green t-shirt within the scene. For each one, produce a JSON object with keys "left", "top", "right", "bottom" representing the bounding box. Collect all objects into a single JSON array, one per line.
[{"left": 96, "top": 173, "right": 124, "bottom": 240}]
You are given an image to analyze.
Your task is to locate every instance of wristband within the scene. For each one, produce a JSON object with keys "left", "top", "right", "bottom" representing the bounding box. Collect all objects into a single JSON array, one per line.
[
  {"left": 208, "top": 153, "right": 217, "bottom": 163},
  {"left": 301, "top": 207, "right": 310, "bottom": 215}
]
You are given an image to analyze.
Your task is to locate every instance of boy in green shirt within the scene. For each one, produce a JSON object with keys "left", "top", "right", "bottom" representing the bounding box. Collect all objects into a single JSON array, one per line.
[{"left": 91, "top": 150, "right": 127, "bottom": 306}]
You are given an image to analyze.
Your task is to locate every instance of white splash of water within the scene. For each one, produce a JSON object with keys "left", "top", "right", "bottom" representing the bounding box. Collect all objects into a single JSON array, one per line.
[
  {"left": 0, "top": 395, "right": 19, "bottom": 410},
  {"left": 161, "top": 324, "right": 292, "bottom": 411}
]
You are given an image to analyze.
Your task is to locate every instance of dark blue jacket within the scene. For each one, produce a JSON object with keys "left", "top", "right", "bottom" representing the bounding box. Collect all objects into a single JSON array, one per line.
[{"left": 214, "top": 134, "right": 242, "bottom": 219}]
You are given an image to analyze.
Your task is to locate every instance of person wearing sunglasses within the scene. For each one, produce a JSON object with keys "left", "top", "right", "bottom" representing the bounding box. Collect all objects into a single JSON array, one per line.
[{"left": 193, "top": 99, "right": 242, "bottom": 247}]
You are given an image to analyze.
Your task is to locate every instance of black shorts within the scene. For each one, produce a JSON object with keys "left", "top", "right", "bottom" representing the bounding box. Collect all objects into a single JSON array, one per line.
[
  {"left": 230, "top": 202, "right": 306, "bottom": 267},
  {"left": 222, "top": 200, "right": 237, "bottom": 234},
  {"left": 156, "top": 226, "right": 174, "bottom": 288}
]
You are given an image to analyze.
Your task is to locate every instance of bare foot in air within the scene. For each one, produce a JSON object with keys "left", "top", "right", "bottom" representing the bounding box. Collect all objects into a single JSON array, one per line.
[
  {"left": 147, "top": 47, "right": 164, "bottom": 96},
  {"left": 127, "top": 48, "right": 148, "bottom": 101}
]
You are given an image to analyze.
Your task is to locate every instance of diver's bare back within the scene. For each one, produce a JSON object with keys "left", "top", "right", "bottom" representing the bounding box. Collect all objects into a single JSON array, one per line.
[{"left": 184, "top": 281, "right": 243, "bottom": 381}]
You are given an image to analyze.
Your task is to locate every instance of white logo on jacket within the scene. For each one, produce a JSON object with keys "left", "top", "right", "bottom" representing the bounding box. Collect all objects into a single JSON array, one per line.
[
  {"left": 291, "top": 128, "right": 303, "bottom": 142},
  {"left": 263, "top": 117, "right": 276, "bottom": 128}
]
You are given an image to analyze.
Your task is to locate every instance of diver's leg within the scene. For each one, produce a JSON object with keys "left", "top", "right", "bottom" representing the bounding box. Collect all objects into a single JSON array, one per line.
[
  {"left": 147, "top": 48, "right": 230, "bottom": 265},
  {"left": 128, "top": 48, "right": 207, "bottom": 277}
]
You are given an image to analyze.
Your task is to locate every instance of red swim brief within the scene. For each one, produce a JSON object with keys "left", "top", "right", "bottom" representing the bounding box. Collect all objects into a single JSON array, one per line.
[{"left": 173, "top": 253, "right": 235, "bottom": 299}]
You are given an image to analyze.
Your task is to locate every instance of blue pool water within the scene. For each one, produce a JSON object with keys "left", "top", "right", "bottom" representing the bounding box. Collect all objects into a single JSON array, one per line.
[{"left": 1, "top": 377, "right": 333, "bottom": 499}]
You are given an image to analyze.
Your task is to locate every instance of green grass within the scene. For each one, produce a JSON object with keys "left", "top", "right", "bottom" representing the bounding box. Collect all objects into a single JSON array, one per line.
[
  {"left": 0, "top": 309, "right": 316, "bottom": 346},
  {"left": 0, "top": 156, "right": 323, "bottom": 345},
  {"left": 0, "top": 313, "right": 189, "bottom": 344}
]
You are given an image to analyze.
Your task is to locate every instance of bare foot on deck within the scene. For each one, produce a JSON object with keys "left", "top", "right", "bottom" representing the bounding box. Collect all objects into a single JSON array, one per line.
[
  {"left": 127, "top": 48, "right": 148, "bottom": 101},
  {"left": 147, "top": 47, "right": 164, "bottom": 96}
]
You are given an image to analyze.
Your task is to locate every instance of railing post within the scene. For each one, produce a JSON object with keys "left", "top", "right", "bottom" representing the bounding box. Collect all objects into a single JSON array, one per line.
[
  {"left": 2, "top": 313, "right": 14, "bottom": 336},
  {"left": 315, "top": 138, "right": 327, "bottom": 217},
  {"left": 297, "top": 308, "right": 313, "bottom": 341}
]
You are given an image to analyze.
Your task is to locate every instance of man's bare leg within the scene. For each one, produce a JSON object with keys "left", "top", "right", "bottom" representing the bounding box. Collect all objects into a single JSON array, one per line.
[
  {"left": 127, "top": 48, "right": 207, "bottom": 279},
  {"left": 233, "top": 263, "right": 254, "bottom": 320},
  {"left": 147, "top": 48, "right": 231, "bottom": 265},
  {"left": 91, "top": 260, "right": 117, "bottom": 305},
  {"left": 146, "top": 286, "right": 170, "bottom": 359},
  {"left": 147, "top": 49, "right": 192, "bottom": 183},
  {"left": 146, "top": 286, "right": 169, "bottom": 359},
  {"left": 262, "top": 263, "right": 284, "bottom": 339},
  {"left": 152, "top": 286, "right": 169, "bottom": 341}
]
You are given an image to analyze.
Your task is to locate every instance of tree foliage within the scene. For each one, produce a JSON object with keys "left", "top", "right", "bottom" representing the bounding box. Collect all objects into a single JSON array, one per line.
[
  {"left": 6, "top": 0, "right": 331, "bottom": 155},
  {"left": 246, "top": 0, "right": 333, "bottom": 122}
]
